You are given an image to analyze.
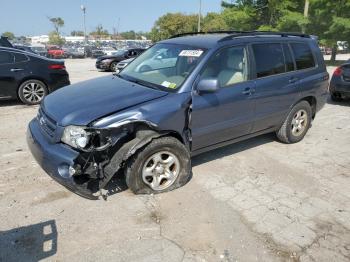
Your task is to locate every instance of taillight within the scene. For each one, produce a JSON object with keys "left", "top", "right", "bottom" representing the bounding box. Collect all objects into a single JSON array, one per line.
[
  {"left": 49, "top": 64, "right": 65, "bottom": 70},
  {"left": 333, "top": 67, "right": 343, "bottom": 76}
]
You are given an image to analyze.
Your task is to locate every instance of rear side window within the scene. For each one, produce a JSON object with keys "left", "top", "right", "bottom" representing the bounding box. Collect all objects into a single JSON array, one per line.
[
  {"left": 290, "top": 43, "right": 315, "bottom": 70},
  {"left": 282, "top": 44, "right": 295, "bottom": 72},
  {"left": 252, "top": 43, "right": 285, "bottom": 78},
  {"left": 0, "top": 51, "right": 14, "bottom": 64},
  {"left": 13, "top": 52, "right": 28, "bottom": 63}
]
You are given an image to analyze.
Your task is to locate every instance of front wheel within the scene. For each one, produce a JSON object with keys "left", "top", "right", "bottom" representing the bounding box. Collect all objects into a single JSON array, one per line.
[
  {"left": 110, "top": 62, "right": 118, "bottom": 72},
  {"left": 18, "top": 79, "right": 48, "bottom": 105},
  {"left": 125, "top": 136, "right": 191, "bottom": 194},
  {"left": 276, "top": 101, "right": 312, "bottom": 144}
]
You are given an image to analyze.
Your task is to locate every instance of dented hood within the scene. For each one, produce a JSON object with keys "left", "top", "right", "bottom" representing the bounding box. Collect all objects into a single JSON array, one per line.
[{"left": 42, "top": 75, "right": 168, "bottom": 126}]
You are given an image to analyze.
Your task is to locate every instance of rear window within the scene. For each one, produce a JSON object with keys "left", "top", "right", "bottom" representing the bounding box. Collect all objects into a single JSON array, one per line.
[
  {"left": 0, "top": 51, "right": 14, "bottom": 64},
  {"left": 252, "top": 43, "right": 285, "bottom": 78},
  {"left": 290, "top": 43, "right": 315, "bottom": 70}
]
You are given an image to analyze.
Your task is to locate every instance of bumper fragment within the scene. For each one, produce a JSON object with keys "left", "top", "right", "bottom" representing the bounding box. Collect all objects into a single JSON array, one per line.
[{"left": 27, "top": 119, "right": 98, "bottom": 199}]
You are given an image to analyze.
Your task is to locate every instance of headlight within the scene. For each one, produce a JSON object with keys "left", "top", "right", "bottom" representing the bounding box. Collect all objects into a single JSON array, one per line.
[{"left": 61, "top": 125, "right": 90, "bottom": 149}]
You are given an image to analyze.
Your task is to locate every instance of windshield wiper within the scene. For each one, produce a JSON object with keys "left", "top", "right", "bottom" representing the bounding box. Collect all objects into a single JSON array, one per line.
[{"left": 121, "top": 75, "right": 160, "bottom": 90}]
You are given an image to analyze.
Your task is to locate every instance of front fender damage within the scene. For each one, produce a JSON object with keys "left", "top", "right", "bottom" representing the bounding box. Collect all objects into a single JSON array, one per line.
[
  {"left": 68, "top": 97, "right": 193, "bottom": 200},
  {"left": 69, "top": 126, "right": 171, "bottom": 200}
]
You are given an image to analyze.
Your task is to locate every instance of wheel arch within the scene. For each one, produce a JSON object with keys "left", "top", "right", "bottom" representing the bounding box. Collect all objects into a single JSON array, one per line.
[{"left": 298, "top": 96, "right": 317, "bottom": 119}]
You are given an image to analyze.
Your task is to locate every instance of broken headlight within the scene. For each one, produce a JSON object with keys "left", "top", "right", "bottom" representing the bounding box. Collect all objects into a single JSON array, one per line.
[{"left": 61, "top": 125, "right": 90, "bottom": 149}]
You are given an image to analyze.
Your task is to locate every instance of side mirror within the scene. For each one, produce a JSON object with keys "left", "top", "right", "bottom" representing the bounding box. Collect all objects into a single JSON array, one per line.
[{"left": 196, "top": 78, "right": 220, "bottom": 94}]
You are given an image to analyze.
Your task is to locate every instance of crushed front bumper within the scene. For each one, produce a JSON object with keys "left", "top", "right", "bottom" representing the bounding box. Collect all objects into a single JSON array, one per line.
[{"left": 27, "top": 119, "right": 98, "bottom": 199}]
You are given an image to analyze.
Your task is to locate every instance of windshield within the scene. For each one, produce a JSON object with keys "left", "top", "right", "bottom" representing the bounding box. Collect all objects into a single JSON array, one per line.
[{"left": 120, "top": 43, "right": 205, "bottom": 91}]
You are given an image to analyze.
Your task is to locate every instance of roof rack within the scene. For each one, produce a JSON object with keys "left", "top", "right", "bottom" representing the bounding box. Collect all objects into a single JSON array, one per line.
[
  {"left": 170, "top": 31, "right": 248, "bottom": 39},
  {"left": 218, "top": 31, "right": 311, "bottom": 42},
  {"left": 170, "top": 30, "right": 311, "bottom": 41}
]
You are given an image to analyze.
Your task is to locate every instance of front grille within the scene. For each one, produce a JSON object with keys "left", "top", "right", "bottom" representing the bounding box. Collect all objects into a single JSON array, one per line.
[{"left": 37, "top": 108, "right": 57, "bottom": 138}]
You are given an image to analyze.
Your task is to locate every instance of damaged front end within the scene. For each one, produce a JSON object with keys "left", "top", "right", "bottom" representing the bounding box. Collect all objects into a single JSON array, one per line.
[
  {"left": 71, "top": 125, "right": 166, "bottom": 199},
  {"left": 27, "top": 112, "right": 168, "bottom": 200}
]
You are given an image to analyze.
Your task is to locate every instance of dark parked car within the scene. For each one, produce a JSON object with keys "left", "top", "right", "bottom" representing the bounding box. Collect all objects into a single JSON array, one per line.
[
  {"left": 63, "top": 47, "right": 85, "bottom": 58},
  {"left": 91, "top": 49, "right": 105, "bottom": 58},
  {"left": 96, "top": 48, "right": 145, "bottom": 71},
  {"left": 329, "top": 59, "right": 350, "bottom": 101},
  {"left": 0, "top": 47, "right": 70, "bottom": 105},
  {"left": 27, "top": 31, "right": 328, "bottom": 199},
  {"left": 30, "top": 46, "right": 48, "bottom": 57}
]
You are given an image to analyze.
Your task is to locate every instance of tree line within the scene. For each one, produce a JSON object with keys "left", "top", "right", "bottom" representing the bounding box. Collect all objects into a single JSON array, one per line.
[
  {"left": 2, "top": 0, "right": 349, "bottom": 60},
  {"left": 149, "top": 0, "right": 350, "bottom": 61}
]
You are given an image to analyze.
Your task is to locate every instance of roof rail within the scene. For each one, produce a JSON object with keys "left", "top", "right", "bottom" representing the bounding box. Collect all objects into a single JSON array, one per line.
[
  {"left": 170, "top": 30, "right": 248, "bottom": 39},
  {"left": 218, "top": 31, "right": 311, "bottom": 42},
  {"left": 169, "top": 30, "right": 311, "bottom": 41}
]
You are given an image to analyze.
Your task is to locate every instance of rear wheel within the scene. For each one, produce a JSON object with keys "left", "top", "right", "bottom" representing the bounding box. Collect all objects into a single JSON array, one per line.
[
  {"left": 276, "top": 101, "right": 312, "bottom": 144},
  {"left": 18, "top": 80, "right": 48, "bottom": 105},
  {"left": 125, "top": 136, "right": 191, "bottom": 194},
  {"left": 330, "top": 92, "right": 343, "bottom": 102}
]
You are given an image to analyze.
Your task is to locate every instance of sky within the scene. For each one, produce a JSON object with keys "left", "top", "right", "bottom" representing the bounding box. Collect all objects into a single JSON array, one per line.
[{"left": 0, "top": 0, "right": 223, "bottom": 36}]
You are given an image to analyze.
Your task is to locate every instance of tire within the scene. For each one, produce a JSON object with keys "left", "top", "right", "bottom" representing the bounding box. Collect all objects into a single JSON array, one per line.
[
  {"left": 330, "top": 92, "right": 343, "bottom": 102},
  {"left": 125, "top": 136, "right": 191, "bottom": 194},
  {"left": 276, "top": 101, "right": 312, "bottom": 144},
  {"left": 18, "top": 79, "right": 48, "bottom": 105},
  {"left": 110, "top": 62, "right": 118, "bottom": 72}
]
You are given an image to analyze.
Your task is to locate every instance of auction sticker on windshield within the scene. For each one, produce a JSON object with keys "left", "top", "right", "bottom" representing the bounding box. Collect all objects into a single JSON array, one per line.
[{"left": 179, "top": 50, "right": 203, "bottom": 57}]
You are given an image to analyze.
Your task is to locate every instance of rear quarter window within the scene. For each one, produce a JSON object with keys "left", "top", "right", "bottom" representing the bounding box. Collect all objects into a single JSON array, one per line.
[
  {"left": 13, "top": 52, "right": 29, "bottom": 63},
  {"left": 290, "top": 43, "right": 315, "bottom": 70}
]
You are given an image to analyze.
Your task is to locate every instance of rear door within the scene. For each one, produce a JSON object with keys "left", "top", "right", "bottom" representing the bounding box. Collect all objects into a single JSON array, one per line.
[
  {"left": 191, "top": 45, "right": 256, "bottom": 151},
  {"left": 250, "top": 42, "right": 300, "bottom": 133},
  {"left": 0, "top": 50, "right": 17, "bottom": 98}
]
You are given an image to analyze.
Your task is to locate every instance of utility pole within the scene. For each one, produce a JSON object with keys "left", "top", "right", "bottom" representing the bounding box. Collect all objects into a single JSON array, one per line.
[
  {"left": 302, "top": 0, "right": 309, "bottom": 33},
  {"left": 81, "top": 5, "right": 87, "bottom": 45},
  {"left": 198, "top": 0, "right": 202, "bottom": 32},
  {"left": 304, "top": 0, "right": 309, "bottom": 17},
  {"left": 116, "top": 18, "right": 120, "bottom": 39}
]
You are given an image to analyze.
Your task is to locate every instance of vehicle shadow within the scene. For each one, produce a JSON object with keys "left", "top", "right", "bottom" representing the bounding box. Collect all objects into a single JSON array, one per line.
[
  {"left": 326, "top": 96, "right": 350, "bottom": 107},
  {"left": 0, "top": 220, "right": 58, "bottom": 262},
  {"left": 0, "top": 100, "right": 31, "bottom": 108},
  {"left": 104, "top": 171, "right": 128, "bottom": 197},
  {"left": 192, "top": 133, "right": 276, "bottom": 167}
]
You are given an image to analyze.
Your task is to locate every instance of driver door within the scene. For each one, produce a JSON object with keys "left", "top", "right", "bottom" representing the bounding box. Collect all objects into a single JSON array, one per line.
[{"left": 191, "top": 45, "right": 256, "bottom": 151}]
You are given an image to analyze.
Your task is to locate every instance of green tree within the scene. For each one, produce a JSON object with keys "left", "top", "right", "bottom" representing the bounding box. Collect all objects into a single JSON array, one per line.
[
  {"left": 90, "top": 25, "right": 109, "bottom": 39},
  {"left": 48, "top": 17, "right": 64, "bottom": 34},
  {"left": 1, "top": 31, "right": 15, "bottom": 40},
  {"left": 202, "top": 12, "right": 229, "bottom": 32},
  {"left": 308, "top": 0, "right": 350, "bottom": 61},
  {"left": 120, "top": 30, "right": 136, "bottom": 40},
  {"left": 48, "top": 31, "right": 65, "bottom": 46},
  {"left": 149, "top": 13, "right": 198, "bottom": 41},
  {"left": 71, "top": 30, "right": 84, "bottom": 36}
]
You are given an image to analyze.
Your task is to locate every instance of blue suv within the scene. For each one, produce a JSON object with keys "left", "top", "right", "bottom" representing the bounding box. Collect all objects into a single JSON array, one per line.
[{"left": 27, "top": 31, "right": 329, "bottom": 199}]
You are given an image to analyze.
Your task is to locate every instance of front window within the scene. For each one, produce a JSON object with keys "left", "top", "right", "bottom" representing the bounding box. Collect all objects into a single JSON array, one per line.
[{"left": 120, "top": 43, "right": 205, "bottom": 91}]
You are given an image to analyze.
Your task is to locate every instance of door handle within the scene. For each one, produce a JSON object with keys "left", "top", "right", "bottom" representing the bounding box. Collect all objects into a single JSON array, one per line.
[
  {"left": 242, "top": 87, "right": 255, "bottom": 95},
  {"left": 289, "top": 77, "right": 299, "bottom": 84},
  {"left": 10, "top": 68, "right": 24, "bottom": 72}
]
